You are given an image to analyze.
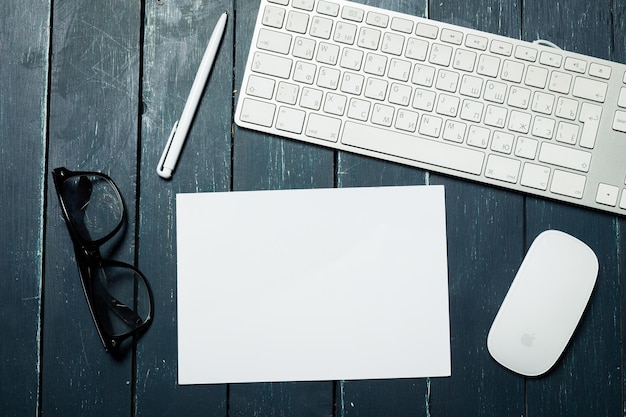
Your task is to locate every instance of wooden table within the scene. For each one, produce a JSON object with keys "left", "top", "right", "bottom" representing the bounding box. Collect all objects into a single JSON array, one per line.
[{"left": 2, "top": 0, "right": 625, "bottom": 415}]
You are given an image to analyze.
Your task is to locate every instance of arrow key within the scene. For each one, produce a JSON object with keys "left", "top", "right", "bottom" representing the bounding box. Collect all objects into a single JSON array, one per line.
[{"left": 596, "top": 183, "right": 619, "bottom": 206}]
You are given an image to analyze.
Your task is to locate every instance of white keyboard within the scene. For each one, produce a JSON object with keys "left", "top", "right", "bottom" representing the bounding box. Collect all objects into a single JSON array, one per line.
[{"left": 235, "top": 0, "right": 626, "bottom": 216}]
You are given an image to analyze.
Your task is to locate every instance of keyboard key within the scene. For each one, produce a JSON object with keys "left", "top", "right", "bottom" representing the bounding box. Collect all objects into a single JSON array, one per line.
[
  {"left": 252, "top": 51, "right": 292, "bottom": 78},
  {"left": 317, "top": 66, "right": 341, "bottom": 89},
  {"left": 342, "top": 5, "right": 364, "bottom": 22},
  {"left": 501, "top": 60, "right": 524, "bottom": 83},
  {"left": 429, "top": 43, "right": 453, "bottom": 66},
  {"left": 619, "top": 87, "right": 626, "bottom": 108},
  {"left": 357, "top": 27, "right": 381, "bottom": 50},
  {"left": 441, "top": 28, "right": 463, "bottom": 45},
  {"left": 364, "top": 53, "right": 388, "bottom": 76},
  {"left": 257, "top": 28, "right": 292, "bottom": 54},
  {"left": 491, "top": 131, "right": 514, "bottom": 154},
  {"left": 485, "top": 154, "right": 520, "bottom": 183},
  {"left": 508, "top": 111, "right": 532, "bottom": 134},
  {"left": 596, "top": 183, "right": 619, "bottom": 206},
  {"left": 347, "top": 97, "right": 371, "bottom": 121},
  {"left": 340, "top": 48, "right": 365, "bottom": 70},
  {"left": 613, "top": 110, "right": 626, "bottom": 133},
  {"left": 483, "top": 80, "right": 507, "bottom": 104},
  {"left": 411, "top": 63, "right": 435, "bottom": 87},
  {"left": 239, "top": 98, "right": 276, "bottom": 127},
  {"left": 555, "top": 97, "right": 578, "bottom": 120},
  {"left": 395, "top": 108, "right": 419, "bottom": 131},
  {"left": 521, "top": 163, "right": 550, "bottom": 190},
  {"left": 419, "top": 114, "right": 443, "bottom": 137},
  {"left": 300, "top": 87, "right": 323, "bottom": 110},
  {"left": 564, "top": 57, "right": 587, "bottom": 73},
  {"left": 589, "top": 62, "right": 611, "bottom": 79},
  {"left": 317, "top": 1, "right": 340, "bottom": 16},
  {"left": 391, "top": 17, "right": 414, "bottom": 34},
  {"left": 405, "top": 38, "right": 429, "bottom": 61},
  {"left": 467, "top": 126, "right": 490, "bottom": 148},
  {"left": 525, "top": 65, "right": 548, "bottom": 88},
  {"left": 490, "top": 40, "right": 513, "bottom": 56},
  {"left": 317, "top": 42, "right": 340, "bottom": 65},
  {"left": 292, "top": 0, "right": 314, "bottom": 11},
  {"left": 323, "top": 92, "right": 348, "bottom": 115},
  {"left": 286, "top": 11, "right": 310, "bottom": 33},
  {"left": 276, "top": 81, "right": 301, "bottom": 107},
  {"left": 477, "top": 54, "right": 500, "bottom": 77},
  {"left": 539, "top": 51, "right": 563, "bottom": 67},
  {"left": 340, "top": 72, "right": 365, "bottom": 94},
  {"left": 293, "top": 61, "right": 317, "bottom": 84},
  {"left": 366, "top": 11, "right": 389, "bottom": 28},
  {"left": 246, "top": 75, "right": 275, "bottom": 99},
  {"left": 515, "top": 136, "right": 539, "bottom": 159},
  {"left": 514, "top": 45, "right": 537, "bottom": 62},
  {"left": 550, "top": 170, "right": 586, "bottom": 199},
  {"left": 465, "top": 34, "right": 488, "bottom": 51},
  {"left": 381, "top": 32, "right": 406, "bottom": 56},
  {"left": 341, "top": 121, "right": 485, "bottom": 175},
  {"left": 388, "top": 58, "right": 411, "bottom": 81},
  {"left": 531, "top": 116, "right": 555, "bottom": 139},
  {"left": 276, "top": 107, "right": 306, "bottom": 133},
  {"left": 460, "top": 75, "right": 483, "bottom": 98},
  {"left": 416, "top": 23, "right": 438, "bottom": 39},
  {"left": 555, "top": 122, "right": 579, "bottom": 145},
  {"left": 293, "top": 36, "right": 316, "bottom": 60},
  {"left": 573, "top": 77, "right": 608, "bottom": 102},
  {"left": 305, "top": 113, "right": 341, "bottom": 141},
  {"left": 371, "top": 103, "right": 395, "bottom": 126},
  {"left": 539, "top": 142, "right": 591, "bottom": 172},
  {"left": 262, "top": 5, "right": 286, "bottom": 28},
  {"left": 334, "top": 22, "right": 358, "bottom": 44},
  {"left": 310, "top": 16, "right": 333, "bottom": 39},
  {"left": 579, "top": 102, "right": 602, "bottom": 148},
  {"left": 453, "top": 49, "right": 477, "bottom": 72},
  {"left": 621, "top": 192, "right": 626, "bottom": 209},
  {"left": 548, "top": 71, "right": 572, "bottom": 94}
]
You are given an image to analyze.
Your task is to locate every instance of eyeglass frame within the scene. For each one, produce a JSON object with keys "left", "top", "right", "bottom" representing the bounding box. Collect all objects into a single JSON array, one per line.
[{"left": 52, "top": 167, "right": 154, "bottom": 352}]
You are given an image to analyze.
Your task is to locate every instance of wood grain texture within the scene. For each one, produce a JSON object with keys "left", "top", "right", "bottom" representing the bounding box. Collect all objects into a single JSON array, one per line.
[
  {"left": 42, "top": 0, "right": 142, "bottom": 415},
  {"left": 2, "top": 0, "right": 625, "bottom": 415},
  {"left": 232, "top": 0, "right": 335, "bottom": 192},
  {"left": 0, "top": 0, "right": 49, "bottom": 415},
  {"left": 522, "top": 1, "right": 623, "bottom": 416},
  {"left": 335, "top": 1, "right": 431, "bottom": 416},
  {"left": 134, "top": 0, "right": 233, "bottom": 416},
  {"left": 230, "top": 1, "right": 335, "bottom": 415}
]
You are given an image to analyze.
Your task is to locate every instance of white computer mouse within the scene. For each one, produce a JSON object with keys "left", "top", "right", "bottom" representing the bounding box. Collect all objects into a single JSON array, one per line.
[{"left": 487, "top": 230, "right": 598, "bottom": 377}]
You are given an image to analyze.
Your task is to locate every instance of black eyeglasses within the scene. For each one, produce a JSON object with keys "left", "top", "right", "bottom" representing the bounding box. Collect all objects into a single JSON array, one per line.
[{"left": 52, "top": 167, "right": 154, "bottom": 352}]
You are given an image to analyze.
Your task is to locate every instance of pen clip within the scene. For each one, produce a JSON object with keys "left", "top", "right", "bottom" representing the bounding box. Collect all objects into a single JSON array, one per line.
[{"left": 157, "top": 121, "right": 179, "bottom": 179}]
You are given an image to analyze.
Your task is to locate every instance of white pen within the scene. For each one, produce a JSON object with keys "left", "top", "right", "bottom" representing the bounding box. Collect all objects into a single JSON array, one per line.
[{"left": 157, "top": 11, "right": 228, "bottom": 179}]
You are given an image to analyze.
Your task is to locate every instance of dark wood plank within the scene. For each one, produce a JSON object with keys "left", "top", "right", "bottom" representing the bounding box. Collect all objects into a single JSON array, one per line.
[
  {"left": 233, "top": 0, "right": 336, "bottom": 192},
  {"left": 522, "top": 1, "right": 623, "bottom": 415},
  {"left": 333, "top": 2, "right": 431, "bottom": 416},
  {"left": 425, "top": 0, "right": 527, "bottom": 415},
  {"left": 134, "top": 1, "right": 233, "bottom": 415},
  {"left": 41, "top": 0, "right": 142, "bottom": 415},
  {"left": 0, "top": 1, "right": 49, "bottom": 415},
  {"left": 230, "top": 0, "right": 335, "bottom": 415}
]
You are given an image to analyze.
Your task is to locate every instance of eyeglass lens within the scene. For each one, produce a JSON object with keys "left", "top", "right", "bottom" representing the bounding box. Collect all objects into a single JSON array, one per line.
[
  {"left": 93, "top": 264, "right": 152, "bottom": 338},
  {"left": 60, "top": 174, "right": 123, "bottom": 242}
]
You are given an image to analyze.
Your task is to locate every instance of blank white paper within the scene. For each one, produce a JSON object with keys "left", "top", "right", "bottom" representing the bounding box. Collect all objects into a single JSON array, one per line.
[{"left": 176, "top": 185, "right": 451, "bottom": 385}]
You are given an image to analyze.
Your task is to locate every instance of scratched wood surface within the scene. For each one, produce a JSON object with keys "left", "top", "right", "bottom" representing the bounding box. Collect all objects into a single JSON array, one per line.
[{"left": 1, "top": 0, "right": 625, "bottom": 416}]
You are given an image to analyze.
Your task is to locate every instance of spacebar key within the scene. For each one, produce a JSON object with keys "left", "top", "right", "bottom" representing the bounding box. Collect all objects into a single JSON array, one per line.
[{"left": 341, "top": 122, "right": 485, "bottom": 175}]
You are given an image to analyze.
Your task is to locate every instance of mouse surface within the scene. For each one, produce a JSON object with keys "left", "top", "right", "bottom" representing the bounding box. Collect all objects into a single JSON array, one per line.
[{"left": 487, "top": 230, "right": 598, "bottom": 377}]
